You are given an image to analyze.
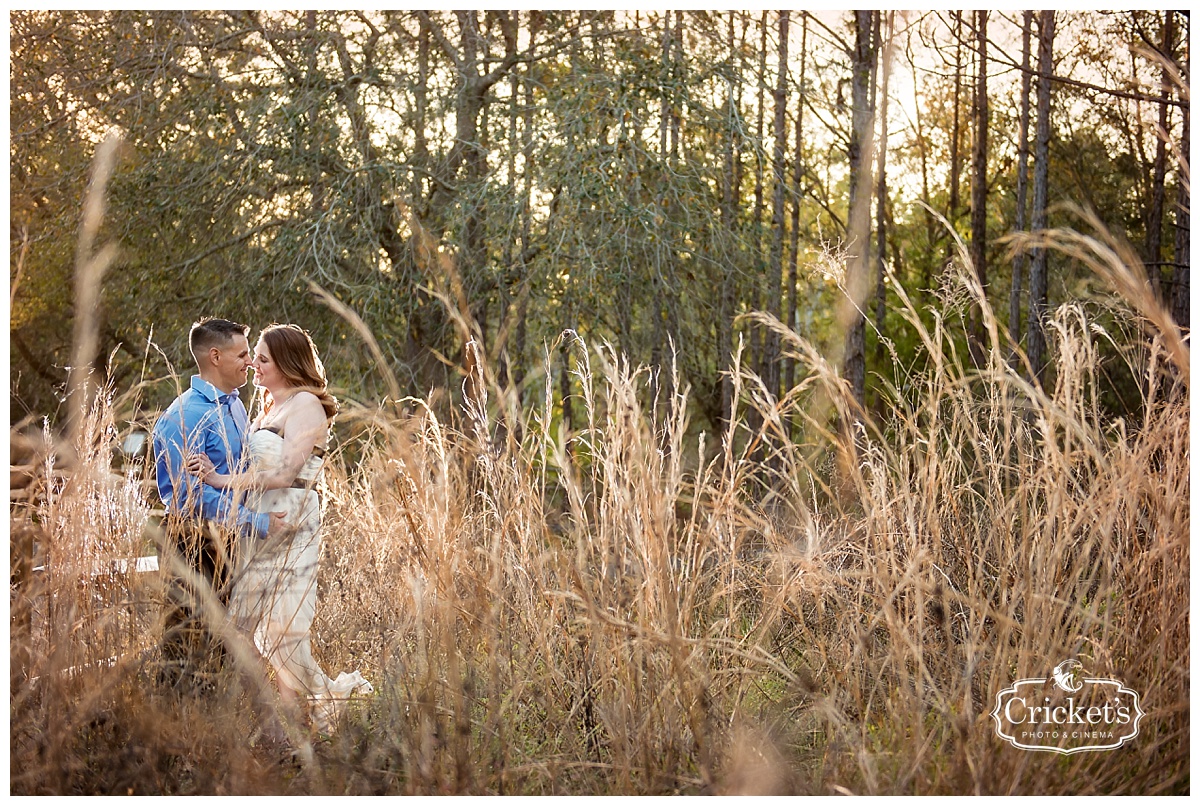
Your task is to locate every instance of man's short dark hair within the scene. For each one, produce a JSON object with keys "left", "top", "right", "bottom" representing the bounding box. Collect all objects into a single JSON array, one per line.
[{"left": 189, "top": 317, "right": 249, "bottom": 364}]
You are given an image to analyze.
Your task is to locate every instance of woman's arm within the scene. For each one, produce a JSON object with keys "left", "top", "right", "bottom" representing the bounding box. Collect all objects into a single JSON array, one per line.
[{"left": 186, "top": 454, "right": 232, "bottom": 489}]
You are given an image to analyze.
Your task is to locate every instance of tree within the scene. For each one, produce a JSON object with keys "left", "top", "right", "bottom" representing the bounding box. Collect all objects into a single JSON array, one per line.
[
  {"left": 718, "top": 11, "right": 741, "bottom": 434},
  {"left": 1027, "top": 11, "right": 1056, "bottom": 382},
  {"left": 751, "top": 12, "right": 769, "bottom": 387},
  {"left": 1144, "top": 10, "right": 1176, "bottom": 300},
  {"left": 1171, "top": 33, "right": 1190, "bottom": 330},
  {"left": 511, "top": 12, "right": 540, "bottom": 397},
  {"left": 968, "top": 10, "right": 989, "bottom": 366},
  {"left": 1008, "top": 11, "right": 1034, "bottom": 362},
  {"left": 842, "top": 10, "right": 877, "bottom": 407},
  {"left": 949, "top": 11, "right": 964, "bottom": 228},
  {"left": 784, "top": 13, "right": 809, "bottom": 400},
  {"left": 765, "top": 11, "right": 789, "bottom": 403},
  {"left": 11, "top": 10, "right": 1185, "bottom": 440},
  {"left": 873, "top": 12, "right": 895, "bottom": 366},
  {"left": 649, "top": 10, "right": 675, "bottom": 408}
]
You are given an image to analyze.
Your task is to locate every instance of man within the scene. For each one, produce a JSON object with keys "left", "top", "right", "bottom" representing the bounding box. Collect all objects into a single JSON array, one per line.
[{"left": 152, "top": 317, "right": 284, "bottom": 690}]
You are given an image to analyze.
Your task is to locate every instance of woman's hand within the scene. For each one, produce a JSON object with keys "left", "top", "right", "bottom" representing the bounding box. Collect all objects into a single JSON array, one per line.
[{"left": 185, "top": 453, "right": 224, "bottom": 486}]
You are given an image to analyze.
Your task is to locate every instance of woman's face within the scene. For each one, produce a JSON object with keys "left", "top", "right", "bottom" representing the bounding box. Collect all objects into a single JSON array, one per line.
[{"left": 251, "top": 338, "right": 288, "bottom": 393}]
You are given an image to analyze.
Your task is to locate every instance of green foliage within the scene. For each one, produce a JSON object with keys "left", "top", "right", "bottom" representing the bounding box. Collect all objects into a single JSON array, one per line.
[{"left": 9, "top": 11, "right": 1188, "bottom": 437}]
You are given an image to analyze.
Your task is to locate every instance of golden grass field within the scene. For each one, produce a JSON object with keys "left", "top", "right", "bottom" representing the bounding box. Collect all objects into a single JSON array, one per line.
[{"left": 9, "top": 233, "right": 1189, "bottom": 795}]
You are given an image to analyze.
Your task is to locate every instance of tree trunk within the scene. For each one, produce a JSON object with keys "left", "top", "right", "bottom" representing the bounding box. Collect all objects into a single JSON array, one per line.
[
  {"left": 873, "top": 12, "right": 894, "bottom": 365},
  {"left": 406, "top": 13, "right": 435, "bottom": 393},
  {"left": 498, "top": 12, "right": 521, "bottom": 391},
  {"left": 665, "top": 14, "right": 682, "bottom": 399},
  {"left": 465, "top": 11, "right": 489, "bottom": 352},
  {"left": 842, "top": 10, "right": 876, "bottom": 408},
  {"left": 1145, "top": 10, "right": 1175, "bottom": 300},
  {"left": 659, "top": 11, "right": 672, "bottom": 164},
  {"left": 504, "top": 16, "right": 519, "bottom": 276},
  {"left": 765, "top": 11, "right": 789, "bottom": 403},
  {"left": 650, "top": 11, "right": 671, "bottom": 406},
  {"left": 785, "top": 12, "right": 808, "bottom": 403},
  {"left": 475, "top": 15, "right": 496, "bottom": 351},
  {"left": 561, "top": 16, "right": 586, "bottom": 434},
  {"left": 718, "top": 11, "right": 739, "bottom": 435},
  {"left": 1008, "top": 11, "right": 1033, "bottom": 362},
  {"left": 733, "top": 11, "right": 748, "bottom": 242},
  {"left": 949, "top": 11, "right": 963, "bottom": 226},
  {"left": 513, "top": 12, "right": 539, "bottom": 395},
  {"left": 1171, "top": 32, "right": 1189, "bottom": 331},
  {"left": 413, "top": 13, "right": 430, "bottom": 201},
  {"left": 306, "top": 12, "right": 323, "bottom": 215},
  {"left": 968, "top": 10, "right": 989, "bottom": 367},
  {"left": 671, "top": 11, "right": 683, "bottom": 165},
  {"left": 751, "top": 11, "right": 768, "bottom": 384},
  {"left": 1027, "top": 11, "right": 1056, "bottom": 383}
]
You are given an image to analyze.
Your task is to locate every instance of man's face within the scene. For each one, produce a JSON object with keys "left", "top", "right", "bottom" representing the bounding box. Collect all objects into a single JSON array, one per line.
[{"left": 212, "top": 334, "right": 252, "bottom": 393}]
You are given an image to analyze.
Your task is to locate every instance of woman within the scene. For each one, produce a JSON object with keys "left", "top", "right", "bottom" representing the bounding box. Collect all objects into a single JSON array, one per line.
[{"left": 187, "top": 323, "right": 371, "bottom": 734}]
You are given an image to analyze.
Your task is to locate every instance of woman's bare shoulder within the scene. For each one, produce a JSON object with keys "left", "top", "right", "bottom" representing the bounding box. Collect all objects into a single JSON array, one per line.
[
  {"left": 289, "top": 390, "right": 321, "bottom": 407},
  {"left": 280, "top": 390, "right": 323, "bottom": 421},
  {"left": 275, "top": 392, "right": 328, "bottom": 449}
]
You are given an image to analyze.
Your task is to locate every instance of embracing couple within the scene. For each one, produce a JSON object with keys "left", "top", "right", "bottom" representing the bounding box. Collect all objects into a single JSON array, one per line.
[{"left": 151, "top": 317, "right": 371, "bottom": 738}]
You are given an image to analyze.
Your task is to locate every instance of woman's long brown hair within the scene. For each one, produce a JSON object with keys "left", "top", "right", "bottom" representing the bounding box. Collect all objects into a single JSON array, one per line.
[{"left": 258, "top": 323, "right": 338, "bottom": 420}]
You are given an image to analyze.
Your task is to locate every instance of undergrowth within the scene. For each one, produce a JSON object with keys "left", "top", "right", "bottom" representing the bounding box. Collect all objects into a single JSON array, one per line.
[{"left": 9, "top": 240, "right": 1189, "bottom": 795}]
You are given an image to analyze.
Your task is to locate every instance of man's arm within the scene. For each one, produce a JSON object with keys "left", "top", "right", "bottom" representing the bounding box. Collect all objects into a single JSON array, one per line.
[
  {"left": 152, "top": 404, "right": 200, "bottom": 512},
  {"left": 152, "top": 403, "right": 270, "bottom": 539}
]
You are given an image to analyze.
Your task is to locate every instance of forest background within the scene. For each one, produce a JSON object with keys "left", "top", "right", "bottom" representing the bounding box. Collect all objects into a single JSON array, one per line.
[
  {"left": 11, "top": 9, "right": 1190, "bottom": 428},
  {"left": 8, "top": 9, "right": 1192, "bottom": 796}
]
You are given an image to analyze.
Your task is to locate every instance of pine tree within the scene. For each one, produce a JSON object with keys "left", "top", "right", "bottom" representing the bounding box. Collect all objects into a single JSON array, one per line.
[{"left": 1027, "top": 11, "right": 1056, "bottom": 382}]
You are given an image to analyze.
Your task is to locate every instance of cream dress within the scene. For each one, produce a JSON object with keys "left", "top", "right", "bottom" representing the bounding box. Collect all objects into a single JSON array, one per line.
[{"left": 230, "top": 427, "right": 372, "bottom": 732}]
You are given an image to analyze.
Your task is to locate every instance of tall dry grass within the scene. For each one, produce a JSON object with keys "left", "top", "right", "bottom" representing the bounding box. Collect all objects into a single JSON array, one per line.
[{"left": 10, "top": 227, "right": 1188, "bottom": 794}]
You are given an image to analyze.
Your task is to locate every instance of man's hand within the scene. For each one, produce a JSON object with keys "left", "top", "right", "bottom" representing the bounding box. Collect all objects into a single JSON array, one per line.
[{"left": 266, "top": 511, "right": 289, "bottom": 539}]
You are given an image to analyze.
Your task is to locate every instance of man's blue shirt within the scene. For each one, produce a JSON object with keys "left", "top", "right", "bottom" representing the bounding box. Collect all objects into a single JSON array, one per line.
[{"left": 152, "top": 375, "right": 269, "bottom": 538}]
